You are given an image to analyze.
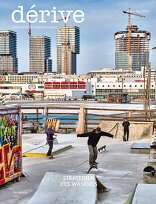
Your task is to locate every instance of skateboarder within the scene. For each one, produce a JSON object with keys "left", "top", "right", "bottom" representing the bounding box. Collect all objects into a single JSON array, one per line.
[
  {"left": 45, "top": 122, "right": 57, "bottom": 159},
  {"left": 122, "top": 118, "right": 130, "bottom": 141},
  {"left": 77, "top": 127, "right": 113, "bottom": 166}
]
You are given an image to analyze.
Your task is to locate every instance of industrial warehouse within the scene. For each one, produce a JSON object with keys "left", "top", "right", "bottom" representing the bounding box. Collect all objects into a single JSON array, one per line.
[{"left": 0, "top": 68, "right": 155, "bottom": 101}]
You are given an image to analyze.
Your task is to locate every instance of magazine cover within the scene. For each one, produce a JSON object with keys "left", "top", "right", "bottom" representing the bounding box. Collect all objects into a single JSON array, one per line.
[{"left": 0, "top": 0, "right": 156, "bottom": 204}]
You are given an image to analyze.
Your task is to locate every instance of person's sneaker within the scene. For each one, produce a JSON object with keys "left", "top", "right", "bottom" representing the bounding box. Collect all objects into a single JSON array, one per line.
[
  {"left": 94, "top": 161, "right": 99, "bottom": 165},
  {"left": 90, "top": 162, "right": 97, "bottom": 166},
  {"left": 46, "top": 156, "right": 53, "bottom": 159}
]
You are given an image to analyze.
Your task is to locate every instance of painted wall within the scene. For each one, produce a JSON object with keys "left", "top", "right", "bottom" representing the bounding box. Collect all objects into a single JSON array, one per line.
[{"left": 0, "top": 109, "right": 22, "bottom": 185}]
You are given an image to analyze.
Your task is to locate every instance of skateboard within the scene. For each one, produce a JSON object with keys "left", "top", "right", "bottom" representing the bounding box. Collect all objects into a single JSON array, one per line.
[
  {"left": 87, "top": 164, "right": 98, "bottom": 174},
  {"left": 98, "top": 145, "right": 106, "bottom": 153}
]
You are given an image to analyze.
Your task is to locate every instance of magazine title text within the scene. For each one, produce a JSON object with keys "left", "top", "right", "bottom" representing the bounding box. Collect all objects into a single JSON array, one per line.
[{"left": 12, "top": 5, "right": 84, "bottom": 24}]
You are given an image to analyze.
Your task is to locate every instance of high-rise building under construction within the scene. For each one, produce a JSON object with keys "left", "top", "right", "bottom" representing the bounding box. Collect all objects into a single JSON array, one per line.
[
  {"left": 30, "top": 36, "right": 52, "bottom": 73},
  {"left": 114, "top": 25, "right": 151, "bottom": 71},
  {"left": 0, "top": 30, "right": 18, "bottom": 74},
  {"left": 57, "top": 26, "right": 80, "bottom": 75}
]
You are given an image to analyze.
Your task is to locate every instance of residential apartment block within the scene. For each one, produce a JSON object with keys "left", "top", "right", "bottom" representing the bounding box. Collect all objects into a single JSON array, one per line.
[
  {"left": 57, "top": 26, "right": 80, "bottom": 75},
  {"left": 0, "top": 30, "right": 18, "bottom": 74},
  {"left": 30, "top": 36, "right": 52, "bottom": 73}
]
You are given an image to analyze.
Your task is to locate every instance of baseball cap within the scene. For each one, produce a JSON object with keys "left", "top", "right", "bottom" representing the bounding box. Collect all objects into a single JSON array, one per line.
[
  {"left": 48, "top": 122, "right": 53, "bottom": 128},
  {"left": 96, "top": 127, "right": 101, "bottom": 133}
]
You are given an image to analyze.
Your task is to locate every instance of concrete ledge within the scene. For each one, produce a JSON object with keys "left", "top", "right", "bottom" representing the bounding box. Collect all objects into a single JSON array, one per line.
[
  {"left": 23, "top": 145, "right": 72, "bottom": 157},
  {"left": 132, "top": 184, "right": 156, "bottom": 204},
  {"left": 27, "top": 172, "right": 108, "bottom": 204},
  {"left": 131, "top": 143, "right": 150, "bottom": 154}
]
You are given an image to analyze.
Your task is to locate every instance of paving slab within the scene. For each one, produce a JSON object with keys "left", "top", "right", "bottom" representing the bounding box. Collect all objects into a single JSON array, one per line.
[{"left": 132, "top": 184, "right": 156, "bottom": 204}]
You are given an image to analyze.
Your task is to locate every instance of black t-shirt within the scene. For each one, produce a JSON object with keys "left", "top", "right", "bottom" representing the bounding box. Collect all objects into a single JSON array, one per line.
[
  {"left": 88, "top": 133, "right": 101, "bottom": 147},
  {"left": 122, "top": 121, "right": 130, "bottom": 130}
]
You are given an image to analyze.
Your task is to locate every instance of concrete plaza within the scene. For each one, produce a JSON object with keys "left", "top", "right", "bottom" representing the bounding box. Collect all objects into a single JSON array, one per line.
[{"left": 0, "top": 133, "right": 149, "bottom": 204}]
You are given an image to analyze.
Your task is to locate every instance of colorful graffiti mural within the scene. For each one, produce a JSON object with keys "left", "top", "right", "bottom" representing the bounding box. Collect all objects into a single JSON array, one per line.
[{"left": 0, "top": 108, "right": 22, "bottom": 185}]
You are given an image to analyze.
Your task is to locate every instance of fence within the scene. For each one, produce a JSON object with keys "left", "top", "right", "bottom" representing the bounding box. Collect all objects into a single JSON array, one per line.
[
  {"left": 21, "top": 105, "right": 156, "bottom": 132},
  {"left": 21, "top": 106, "right": 80, "bottom": 133}
]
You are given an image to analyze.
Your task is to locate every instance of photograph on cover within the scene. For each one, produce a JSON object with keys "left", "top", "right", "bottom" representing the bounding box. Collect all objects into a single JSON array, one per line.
[{"left": 0, "top": 0, "right": 156, "bottom": 204}]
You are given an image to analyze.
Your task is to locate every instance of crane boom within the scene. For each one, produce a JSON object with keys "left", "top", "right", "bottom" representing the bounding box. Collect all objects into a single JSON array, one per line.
[{"left": 123, "top": 10, "right": 145, "bottom": 18}]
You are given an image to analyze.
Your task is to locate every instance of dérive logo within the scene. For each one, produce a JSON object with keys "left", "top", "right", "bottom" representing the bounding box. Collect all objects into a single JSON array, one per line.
[{"left": 11, "top": 5, "right": 84, "bottom": 24}]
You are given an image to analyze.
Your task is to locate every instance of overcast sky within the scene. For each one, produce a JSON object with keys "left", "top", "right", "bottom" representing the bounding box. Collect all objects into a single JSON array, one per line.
[{"left": 0, "top": 0, "right": 156, "bottom": 74}]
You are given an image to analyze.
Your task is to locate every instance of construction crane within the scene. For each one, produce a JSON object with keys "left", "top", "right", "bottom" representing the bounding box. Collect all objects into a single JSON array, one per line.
[
  {"left": 28, "top": 18, "right": 31, "bottom": 73},
  {"left": 57, "top": 16, "right": 70, "bottom": 74},
  {"left": 123, "top": 8, "right": 145, "bottom": 70}
]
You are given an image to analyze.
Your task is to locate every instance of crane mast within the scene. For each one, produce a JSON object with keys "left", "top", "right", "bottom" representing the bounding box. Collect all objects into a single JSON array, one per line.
[{"left": 28, "top": 17, "right": 31, "bottom": 72}]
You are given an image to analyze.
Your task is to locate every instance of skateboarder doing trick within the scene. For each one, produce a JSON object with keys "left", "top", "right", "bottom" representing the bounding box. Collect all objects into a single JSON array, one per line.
[{"left": 77, "top": 127, "right": 113, "bottom": 167}]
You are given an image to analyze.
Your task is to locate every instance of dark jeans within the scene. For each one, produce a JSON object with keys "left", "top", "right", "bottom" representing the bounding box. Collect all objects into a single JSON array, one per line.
[
  {"left": 46, "top": 140, "right": 53, "bottom": 156},
  {"left": 124, "top": 129, "right": 129, "bottom": 141}
]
